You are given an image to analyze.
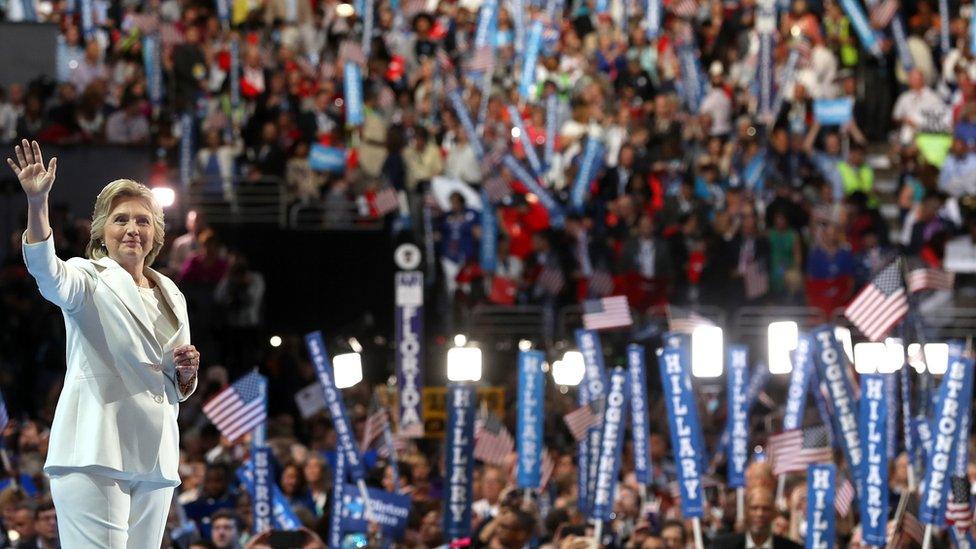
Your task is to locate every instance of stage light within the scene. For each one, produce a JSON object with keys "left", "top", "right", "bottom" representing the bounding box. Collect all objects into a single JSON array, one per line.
[
  {"left": 853, "top": 342, "right": 884, "bottom": 374},
  {"left": 454, "top": 334, "right": 467, "bottom": 347},
  {"left": 553, "top": 351, "right": 585, "bottom": 386},
  {"left": 152, "top": 186, "right": 176, "bottom": 208},
  {"left": 691, "top": 325, "right": 723, "bottom": 378},
  {"left": 348, "top": 337, "right": 363, "bottom": 353},
  {"left": 333, "top": 352, "right": 363, "bottom": 388},
  {"left": 881, "top": 338, "right": 904, "bottom": 373},
  {"left": 269, "top": 335, "right": 282, "bottom": 347},
  {"left": 906, "top": 343, "right": 950, "bottom": 374},
  {"left": 447, "top": 345, "right": 482, "bottom": 382},
  {"left": 768, "top": 321, "right": 798, "bottom": 374},
  {"left": 834, "top": 327, "right": 854, "bottom": 363},
  {"left": 518, "top": 339, "right": 533, "bottom": 351},
  {"left": 336, "top": 3, "right": 355, "bottom": 16}
]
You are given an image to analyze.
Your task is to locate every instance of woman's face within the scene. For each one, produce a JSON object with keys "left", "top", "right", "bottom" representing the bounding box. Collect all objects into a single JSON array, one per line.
[
  {"left": 104, "top": 197, "right": 155, "bottom": 267},
  {"left": 304, "top": 459, "right": 323, "bottom": 484},
  {"left": 281, "top": 466, "right": 301, "bottom": 494}
]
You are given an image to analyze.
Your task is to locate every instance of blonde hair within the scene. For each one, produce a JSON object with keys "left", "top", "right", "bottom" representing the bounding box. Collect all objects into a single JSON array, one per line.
[{"left": 86, "top": 179, "right": 166, "bottom": 267}]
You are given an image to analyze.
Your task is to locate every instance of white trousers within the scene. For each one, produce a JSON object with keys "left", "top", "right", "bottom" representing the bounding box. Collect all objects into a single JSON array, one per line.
[{"left": 49, "top": 471, "right": 174, "bottom": 548}]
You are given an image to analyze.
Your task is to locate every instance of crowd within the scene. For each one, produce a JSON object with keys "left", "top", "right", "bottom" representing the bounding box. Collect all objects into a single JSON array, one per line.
[{"left": 2, "top": 0, "right": 976, "bottom": 545}]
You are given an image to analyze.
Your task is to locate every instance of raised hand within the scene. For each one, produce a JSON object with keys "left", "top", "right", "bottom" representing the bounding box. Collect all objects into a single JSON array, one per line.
[{"left": 6, "top": 139, "right": 57, "bottom": 203}]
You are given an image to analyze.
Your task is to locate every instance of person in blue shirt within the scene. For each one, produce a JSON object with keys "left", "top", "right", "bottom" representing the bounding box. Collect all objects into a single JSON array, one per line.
[
  {"left": 183, "top": 464, "right": 237, "bottom": 540},
  {"left": 435, "top": 192, "right": 480, "bottom": 266}
]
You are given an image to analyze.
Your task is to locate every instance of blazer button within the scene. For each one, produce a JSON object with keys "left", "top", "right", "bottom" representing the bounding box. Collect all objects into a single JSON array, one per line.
[{"left": 154, "top": 395, "right": 164, "bottom": 404}]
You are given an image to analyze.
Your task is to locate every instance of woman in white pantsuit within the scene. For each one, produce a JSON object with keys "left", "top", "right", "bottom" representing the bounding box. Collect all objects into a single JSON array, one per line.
[{"left": 7, "top": 140, "right": 200, "bottom": 548}]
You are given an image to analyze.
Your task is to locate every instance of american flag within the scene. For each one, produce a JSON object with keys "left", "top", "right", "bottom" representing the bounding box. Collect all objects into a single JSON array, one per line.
[
  {"left": 563, "top": 399, "right": 604, "bottom": 441},
  {"left": 767, "top": 426, "right": 833, "bottom": 476},
  {"left": 906, "top": 268, "right": 955, "bottom": 293},
  {"left": 480, "top": 145, "right": 507, "bottom": 176},
  {"left": 587, "top": 270, "right": 615, "bottom": 297},
  {"left": 202, "top": 372, "right": 267, "bottom": 442},
  {"left": 540, "top": 450, "right": 556, "bottom": 488},
  {"left": 377, "top": 424, "right": 409, "bottom": 458},
  {"left": 835, "top": 477, "right": 855, "bottom": 516},
  {"left": 744, "top": 262, "right": 769, "bottom": 300},
  {"left": 870, "top": 0, "right": 898, "bottom": 29},
  {"left": 844, "top": 261, "right": 908, "bottom": 342},
  {"left": 947, "top": 476, "right": 973, "bottom": 530},
  {"left": 373, "top": 187, "right": 400, "bottom": 216},
  {"left": 582, "top": 295, "right": 633, "bottom": 330},
  {"left": 361, "top": 400, "right": 390, "bottom": 453},
  {"left": 667, "top": 305, "right": 716, "bottom": 334},
  {"left": 400, "top": 0, "right": 428, "bottom": 17},
  {"left": 466, "top": 45, "right": 495, "bottom": 73},
  {"left": 669, "top": 0, "right": 698, "bottom": 17},
  {"left": 538, "top": 266, "right": 566, "bottom": 295},
  {"left": 890, "top": 492, "right": 925, "bottom": 548},
  {"left": 474, "top": 412, "right": 515, "bottom": 466},
  {"left": 482, "top": 177, "right": 511, "bottom": 203}
]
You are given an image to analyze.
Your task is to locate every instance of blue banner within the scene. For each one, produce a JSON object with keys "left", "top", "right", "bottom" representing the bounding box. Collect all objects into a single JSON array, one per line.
[
  {"left": 645, "top": 0, "right": 661, "bottom": 39},
  {"left": 838, "top": 0, "right": 881, "bottom": 56},
  {"left": 858, "top": 374, "right": 888, "bottom": 546},
  {"left": 813, "top": 98, "right": 854, "bottom": 126},
  {"left": 448, "top": 90, "right": 486, "bottom": 159},
  {"left": 394, "top": 272, "right": 424, "bottom": 437},
  {"left": 576, "top": 328, "right": 608, "bottom": 514},
  {"left": 252, "top": 447, "right": 273, "bottom": 534},
  {"left": 361, "top": 0, "right": 375, "bottom": 58},
  {"left": 309, "top": 144, "right": 347, "bottom": 173},
  {"left": 660, "top": 333, "right": 706, "bottom": 518},
  {"left": 571, "top": 137, "right": 605, "bottom": 212},
  {"left": 444, "top": 383, "right": 476, "bottom": 542},
  {"left": 806, "top": 464, "right": 836, "bottom": 549},
  {"left": 576, "top": 384, "right": 590, "bottom": 515},
  {"left": 344, "top": 62, "right": 364, "bottom": 126},
  {"left": 474, "top": 0, "right": 497, "bottom": 48},
  {"left": 502, "top": 154, "right": 566, "bottom": 227},
  {"left": 179, "top": 114, "right": 193, "bottom": 189},
  {"left": 237, "top": 461, "right": 303, "bottom": 531},
  {"left": 143, "top": 35, "right": 163, "bottom": 109},
  {"left": 919, "top": 343, "right": 974, "bottom": 524},
  {"left": 304, "top": 331, "right": 365, "bottom": 482},
  {"left": 715, "top": 365, "right": 770, "bottom": 462},
  {"left": 592, "top": 369, "right": 629, "bottom": 520},
  {"left": 953, "top": 362, "right": 973, "bottom": 477},
  {"left": 514, "top": 0, "right": 526, "bottom": 53},
  {"left": 517, "top": 350, "right": 546, "bottom": 488},
  {"left": 678, "top": 46, "right": 705, "bottom": 113},
  {"left": 758, "top": 32, "right": 774, "bottom": 118},
  {"left": 891, "top": 17, "right": 914, "bottom": 71},
  {"left": 519, "top": 21, "right": 544, "bottom": 100},
  {"left": 627, "top": 344, "right": 653, "bottom": 486},
  {"left": 330, "top": 451, "right": 345, "bottom": 547},
  {"left": 80, "top": 0, "right": 93, "bottom": 38},
  {"left": 544, "top": 94, "right": 558, "bottom": 168},
  {"left": 901, "top": 363, "right": 915, "bottom": 467},
  {"left": 726, "top": 345, "right": 749, "bottom": 488},
  {"left": 885, "top": 375, "right": 897, "bottom": 460},
  {"left": 508, "top": 105, "right": 544, "bottom": 177},
  {"left": 229, "top": 39, "right": 241, "bottom": 111},
  {"left": 811, "top": 326, "right": 863, "bottom": 496},
  {"left": 480, "top": 190, "right": 497, "bottom": 273},
  {"left": 215, "top": 0, "right": 229, "bottom": 26},
  {"left": 784, "top": 334, "right": 813, "bottom": 431},
  {"left": 939, "top": 0, "right": 950, "bottom": 54},
  {"left": 339, "top": 484, "right": 411, "bottom": 539},
  {"left": 915, "top": 416, "right": 932, "bottom": 461}
]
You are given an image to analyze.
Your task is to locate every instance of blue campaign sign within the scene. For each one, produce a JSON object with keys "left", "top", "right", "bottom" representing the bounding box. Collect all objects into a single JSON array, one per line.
[
  {"left": 339, "top": 484, "right": 412, "bottom": 539},
  {"left": 309, "top": 144, "right": 346, "bottom": 173},
  {"left": 806, "top": 464, "right": 836, "bottom": 549},
  {"left": 813, "top": 98, "right": 854, "bottom": 126},
  {"left": 659, "top": 333, "right": 706, "bottom": 518},
  {"left": 517, "top": 350, "right": 546, "bottom": 488},
  {"left": 726, "top": 345, "right": 749, "bottom": 488},
  {"left": 858, "top": 374, "right": 888, "bottom": 546}
]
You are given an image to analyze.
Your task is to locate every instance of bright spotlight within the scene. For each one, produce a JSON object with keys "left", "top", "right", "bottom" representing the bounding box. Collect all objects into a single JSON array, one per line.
[
  {"left": 336, "top": 3, "right": 355, "bottom": 16},
  {"left": 454, "top": 334, "right": 468, "bottom": 347},
  {"left": 768, "top": 321, "right": 798, "bottom": 374},
  {"left": 834, "top": 327, "right": 854, "bottom": 363},
  {"left": 553, "top": 351, "right": 585, "bottom": 386},
  {"left": 269, "top": 335, "right": 282, "bottom": 347},
  {"left": 333, "top": 352, "right": 364, "bottom": 389},
  {"left": 152, "top": 186, "right": 176, "bottom": 208},
  {"left": 447, "top": 346, "right": 482, "bottom": 382},
  {"left": 853, "top": 342, "right": 884, "bottom": 374},
  {"left": 881, "top": 338, "right": 904, "bottom": 373},
  {"left": 691, "top": 325, "right": 723, "bottom": 378},
  {"left": 518, "top": 339, "right": 533, "bottom": 351}
]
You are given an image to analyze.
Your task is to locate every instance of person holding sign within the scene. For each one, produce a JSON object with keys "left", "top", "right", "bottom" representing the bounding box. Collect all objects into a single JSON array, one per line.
[
  {"left": 710, "top": 487, "right": 802, "bottom": 549},
  {"left": 9, "top": 139, "right": 200, "bottom": 547}
]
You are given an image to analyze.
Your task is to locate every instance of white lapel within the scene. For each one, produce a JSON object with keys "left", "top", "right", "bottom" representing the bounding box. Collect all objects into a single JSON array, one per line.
[
  {"left": 94, "top": 256, "right": 159, "bottom": 349},
  {"left": 145, "top": 267, "right": 189, "bottom": 348}
]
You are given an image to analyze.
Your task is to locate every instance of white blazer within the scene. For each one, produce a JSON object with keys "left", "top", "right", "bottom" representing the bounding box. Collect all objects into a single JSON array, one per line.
[{"left": 23, "top": 233, "right": 198, "bottom": 485}]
